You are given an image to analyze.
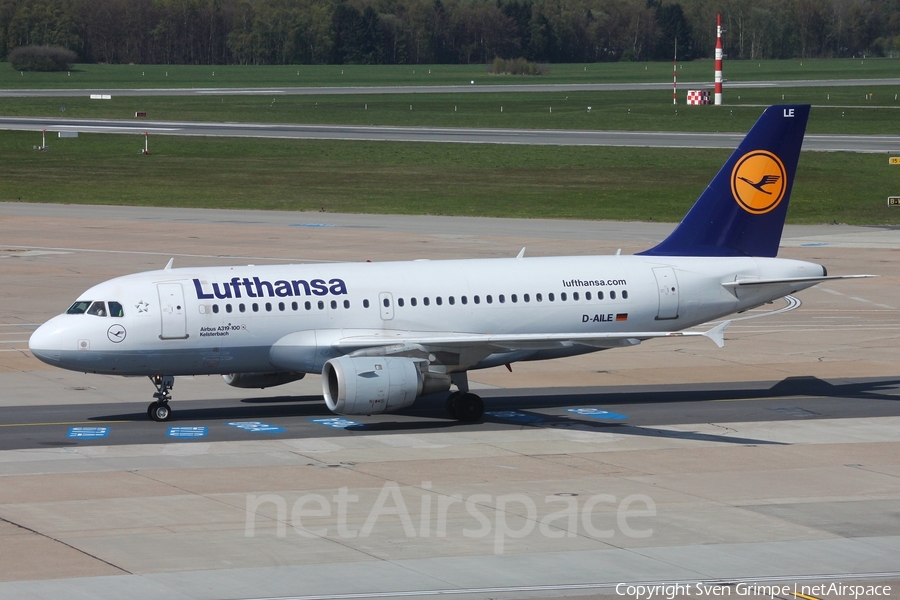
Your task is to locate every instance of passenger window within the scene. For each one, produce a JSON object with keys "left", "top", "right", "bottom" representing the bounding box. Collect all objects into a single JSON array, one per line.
[
  {"left": 585, "top": 292, "right": 591, "bottom": 301},
  {"left": 318, "top": 301, "right": 325, "bottom": 310},
  {"left": 436, "top": 297, "right": 443, "bottom": 306},
  {"left": 87, "top": 301, "right": 107, "bottom": 317},
  {"left": 383, "top": 298, "right": 390, "bottom": 308},
  {"left": 511, "top": 294, "right": 517, "bottom": 303},
  {"left": 330, "top": 300, "right": 337, "bottom": 309},
  {"left": 398, "top": 298, "right": 405, "bottom": 307},
  {"left": 212, "top": 304, "right": 219, "bottom": 314},
  {"left": 486, "top": 295, "right": 493, "bottom": 304},
  {"left": 598, "top": 291, "right": 604, "bottom": 300},
  {"left": 461, "top": 296, "right": 467, "bottom": 305},
  {"left": 622, "top": 290, "right": 628, "bottom": 299},
  {"left": 266, "top": 302, "right": 272, "bottom": 312},
  {"left": 499, "top": 295, "right": 505, "bottom": 303},
  {"left": 549, "top": 293, "right": 555, "bottom": 302},
  {"left": 239, "top": 304, "right": 246, "bottom": 313},
  {"left": 363, "top": 299, "right": 370, "bottom": 308},
  {"left": 252, "top": 303, "right": 259, "bottom": 312},
  {"left": 610, "top": 291, "right": 617, "bottom": 300},
  {"left": 278, "top": 302, "right": 285, "bottom": 311},
  {"left": 344, "top": 300, "right": 350, "bottom": 309},
  {"left": 226, "top": 304, "right": 233, "bottom": 313},
  {"left": 291, "top": 301, "right": 298, "bottom": 311},
  {"left": 573, "top": 292, "right": 579, "bottom": 301},
  {"left": 305, "top": 301, "right": 312, "bottom": 310},
  {"left": 411, "top": 298, "right": 417, "bottom": 306},
  {"left": 561, "top": 293, "right": 567, "bottom": 301},
  {"left": 524, "top": 294, "right": 530, "bottom": 303},
  {"left": 449, "top": 296, "right": 455, "bottom": 305},
  {"left": 536, "top": 293, "right": 542, "bottom": 302},
  {"left": 424, "top": 297, "right": 430, "bottom": 306},
  {"left": 109, "top": 301, "right": 125, "bottom": 317},
  {"left": 474, "top": 295, "right": 480, "bottom": 304}
]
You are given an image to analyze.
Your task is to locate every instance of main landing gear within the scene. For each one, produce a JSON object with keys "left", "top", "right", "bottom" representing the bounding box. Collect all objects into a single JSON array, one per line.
[
  {"left": 148, "top": 375, "right": 174, "bottom": 422},
  {"left": 445, "top": 372, "right": 484, "bottom": 422}
]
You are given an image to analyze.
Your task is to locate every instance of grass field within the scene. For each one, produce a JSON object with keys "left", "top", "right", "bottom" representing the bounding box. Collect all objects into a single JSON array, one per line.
[
  {"left": 2, "top": 131, "right": 897, "bottom": 225},
  {"left": 1, "top": 58, "right": 898, "bottom": 90},
  {"left": 2, "top": 59, "right": 898, "bottom": 224},
  {"left": 3, "top": 86, "right": 900, "bottom": 134}
]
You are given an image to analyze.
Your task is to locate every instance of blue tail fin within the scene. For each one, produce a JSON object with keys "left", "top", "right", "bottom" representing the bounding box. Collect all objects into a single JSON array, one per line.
[{"left": 639, "top": 104, "right": 809, "bottom": 258}]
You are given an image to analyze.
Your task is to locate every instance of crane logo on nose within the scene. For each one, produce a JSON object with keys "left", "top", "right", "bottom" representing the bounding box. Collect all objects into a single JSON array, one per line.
[{"left": 107, "top": 325, "right": 127, "bottom": 343}]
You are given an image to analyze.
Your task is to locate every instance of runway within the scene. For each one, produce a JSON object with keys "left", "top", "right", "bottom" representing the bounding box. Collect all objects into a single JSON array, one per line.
[
  {"left": 2, "top": 77, "right": 899, "bottom": 97},
  {"left": 1, "top": 204, "right": 899, "bottom": 599},
  {"left": 2, "top": 116, "right": 899, "bottom": 152}
]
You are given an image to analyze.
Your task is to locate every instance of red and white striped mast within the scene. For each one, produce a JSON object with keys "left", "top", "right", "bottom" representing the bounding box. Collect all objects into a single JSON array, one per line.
[
  {"left": 673, "top": 38, "right": 677, "bottom": 105},
  {"left": 714, "top": 13, "right": 723, "bottom": 105}
]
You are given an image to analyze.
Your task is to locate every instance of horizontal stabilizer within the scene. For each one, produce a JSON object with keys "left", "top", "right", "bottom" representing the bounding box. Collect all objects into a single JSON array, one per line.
[{"left": 722, "top": 274, "right": 875, "bottom": 288}]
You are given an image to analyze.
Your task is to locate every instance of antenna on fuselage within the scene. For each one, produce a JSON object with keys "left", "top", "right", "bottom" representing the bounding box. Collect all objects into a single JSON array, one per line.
[
  {"left": 516, "top": 247, "right": 526, "bottom": 259},
  {"left": 164, "top": 258, "right": 174, "bottom": 270}
]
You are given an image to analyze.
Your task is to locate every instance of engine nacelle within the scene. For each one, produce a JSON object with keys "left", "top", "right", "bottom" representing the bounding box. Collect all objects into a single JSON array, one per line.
[
  {"left": 222, "top": 372, "right": 305, "bottom": 389},
  {"left": 322, "top": 356, "right": 450, "bottom": 415}
]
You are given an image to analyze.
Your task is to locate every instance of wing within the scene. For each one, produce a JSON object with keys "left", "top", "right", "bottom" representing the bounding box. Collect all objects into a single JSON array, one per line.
[
  {"left": 331, "top": 324, "right": 729, "bottom": 352},
  {"left": 271, "top": 323, "right": 731, "bottom": 373}
]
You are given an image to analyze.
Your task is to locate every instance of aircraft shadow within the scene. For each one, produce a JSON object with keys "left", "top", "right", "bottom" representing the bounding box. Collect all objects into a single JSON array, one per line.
[{"left": 89, "top": 376, "right": 900, "bottom": 447}]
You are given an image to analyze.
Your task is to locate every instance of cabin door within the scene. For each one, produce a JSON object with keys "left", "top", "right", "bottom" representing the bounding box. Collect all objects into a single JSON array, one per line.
[
  {"left": 158, "top": 283, "right": 188, "bottom": 339},
  {"left": 652, "top": 267, "right": 680, "bottom": 320}
]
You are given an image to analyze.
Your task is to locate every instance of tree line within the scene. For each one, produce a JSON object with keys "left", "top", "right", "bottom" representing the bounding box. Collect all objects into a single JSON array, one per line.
[{"left": 1, "top": 0, "right": 898, "bottom": 66}]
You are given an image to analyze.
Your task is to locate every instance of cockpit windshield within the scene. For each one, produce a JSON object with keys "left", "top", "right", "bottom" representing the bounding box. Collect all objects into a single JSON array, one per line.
[
  {"left": 66, "top": 301, "right": 125, "bottom": 317},
  {"left": 86, "top": 301, "right": 107, "bottom": 317},
  {"left": 66, "top": 301, "right": 92, "bottom": 315}
]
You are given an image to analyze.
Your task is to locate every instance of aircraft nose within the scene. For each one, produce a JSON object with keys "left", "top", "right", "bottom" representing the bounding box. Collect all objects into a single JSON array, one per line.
[{"left": 29, "top": 319, "right": 63, "bottom": 364}]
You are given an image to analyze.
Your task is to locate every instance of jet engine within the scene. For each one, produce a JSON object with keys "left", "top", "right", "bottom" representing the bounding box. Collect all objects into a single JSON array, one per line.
[
  {"left": 322, "top": 356, "right": 450, "bottom": 415},
  {"left": 222, "top": 372, "right": 305, "bottom": 389}
]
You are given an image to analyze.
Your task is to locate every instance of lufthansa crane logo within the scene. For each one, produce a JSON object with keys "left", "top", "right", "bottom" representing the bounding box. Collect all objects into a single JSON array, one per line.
[
  {"left": 107, "top": 324, "right": 126, "bottom": 343},
  {"left": 731, "top": 150, "right": 787, "bottom": 215}
]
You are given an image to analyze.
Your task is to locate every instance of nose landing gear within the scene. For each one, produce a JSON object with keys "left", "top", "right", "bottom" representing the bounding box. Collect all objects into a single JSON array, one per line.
[{"left": 148, "top": 375, "right": 174, "bottom": 422}]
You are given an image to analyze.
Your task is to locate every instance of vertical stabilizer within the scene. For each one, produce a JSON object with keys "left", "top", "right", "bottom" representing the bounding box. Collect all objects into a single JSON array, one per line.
[{"left": 640, "top": 104, "right": 809, "bottom": 258}]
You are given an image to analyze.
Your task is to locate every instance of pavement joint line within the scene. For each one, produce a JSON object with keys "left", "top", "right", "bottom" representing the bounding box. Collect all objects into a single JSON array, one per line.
[
  {"left": 0, "top": 515, "right": 131, "bottom": 575},
  {"left": 792, "top": 593, "right": 821, "bottom": 600},
  {"left": 2, "top": 244, "right": 339, "bottom": 263}
]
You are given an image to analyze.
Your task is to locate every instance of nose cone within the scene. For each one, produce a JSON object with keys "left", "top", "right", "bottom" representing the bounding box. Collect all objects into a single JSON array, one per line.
[{"left": 29, "top": 317, "right": 64, "bottom": 365}]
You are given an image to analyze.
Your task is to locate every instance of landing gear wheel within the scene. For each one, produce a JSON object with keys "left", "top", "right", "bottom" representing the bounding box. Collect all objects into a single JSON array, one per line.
[
  {"left": 445, "top": 391, "right": 462, "bottom": 419},
  {"left": 457, "top": 393, "right": 484, "bottom": 423},
  {"left": 148, "top": 375, "right": 175, "bottom": 422},
  {"left": 148, "top": 401, "right": 172, "bottom": 422}
]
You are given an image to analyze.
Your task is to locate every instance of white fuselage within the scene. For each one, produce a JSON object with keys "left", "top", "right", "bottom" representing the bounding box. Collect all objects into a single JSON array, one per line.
[{"left": 29, "top": 253, "right": 824, "bottom": 377}]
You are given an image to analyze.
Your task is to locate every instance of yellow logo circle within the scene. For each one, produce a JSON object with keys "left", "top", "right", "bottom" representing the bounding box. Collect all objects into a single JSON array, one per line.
[{"left": 730, "top": 150, "right": 787, "bottom": 215}]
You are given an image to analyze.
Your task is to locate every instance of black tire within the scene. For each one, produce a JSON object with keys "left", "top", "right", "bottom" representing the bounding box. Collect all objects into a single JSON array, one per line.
[
  {"left": 458, "top": 393, "right": 484, "bottom": 423},
  {"left": 150, "top": 402, "right": 172, "bottom": 422},
  {"left": 445, "top": 391, "right": 461, "bottom": 419},
  {"left": 147, "top": 402, "right": 158, "bottom": 418}
]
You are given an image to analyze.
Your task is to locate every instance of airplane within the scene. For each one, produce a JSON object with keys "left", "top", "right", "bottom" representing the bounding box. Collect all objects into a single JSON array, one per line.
[{"left": 29, "top": 104, "right": 870, "bottom": 423}]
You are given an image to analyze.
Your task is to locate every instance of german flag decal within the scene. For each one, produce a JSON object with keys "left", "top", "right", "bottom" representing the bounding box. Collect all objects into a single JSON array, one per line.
[{"left": 616, "top": 313, "right": 628, "bottom": 322}]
